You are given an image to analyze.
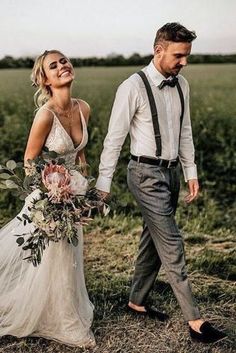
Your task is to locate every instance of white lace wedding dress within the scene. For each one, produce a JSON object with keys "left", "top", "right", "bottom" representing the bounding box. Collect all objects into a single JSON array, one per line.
[{"left": 0, "top": 104, "right": 95, "bottom": 347}]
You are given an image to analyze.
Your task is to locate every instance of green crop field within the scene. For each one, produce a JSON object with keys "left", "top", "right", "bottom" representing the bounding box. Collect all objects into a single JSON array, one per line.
[{"left": 0, "top": 65, "right": 235, "bottom": 352}]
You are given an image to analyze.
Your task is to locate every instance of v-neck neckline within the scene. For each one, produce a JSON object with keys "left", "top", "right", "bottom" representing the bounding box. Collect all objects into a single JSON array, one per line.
[{"left": 53, "top": 112, "right": 85, "bottom": 150}]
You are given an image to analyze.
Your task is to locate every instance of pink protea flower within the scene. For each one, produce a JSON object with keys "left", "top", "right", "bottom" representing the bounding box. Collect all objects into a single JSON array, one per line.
[{"left": 42, "top": 163, "right": 72, "bottom": 203}]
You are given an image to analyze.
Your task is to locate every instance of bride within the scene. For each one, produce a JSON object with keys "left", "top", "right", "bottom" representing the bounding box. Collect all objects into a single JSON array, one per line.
[{"left": 0, "top": 50, "right": 95, "bottom": 348}]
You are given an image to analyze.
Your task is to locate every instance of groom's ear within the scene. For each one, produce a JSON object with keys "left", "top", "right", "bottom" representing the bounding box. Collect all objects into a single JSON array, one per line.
[{"left": 154, "top": 42, "right": 167, "bottom": 57}]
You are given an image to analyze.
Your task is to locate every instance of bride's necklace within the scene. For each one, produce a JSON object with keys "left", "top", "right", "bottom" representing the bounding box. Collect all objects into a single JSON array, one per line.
[
  {"left": 54, "top": 100, "right": 74, "bottom": 129},
  {"left": 54, "top": 100, "right": 73, "bottom": 118}
]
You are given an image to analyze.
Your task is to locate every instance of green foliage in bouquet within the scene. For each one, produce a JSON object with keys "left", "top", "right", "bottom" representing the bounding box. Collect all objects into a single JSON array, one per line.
[{"left": 0, "top": 149, "right": 109, "bottom": 267}]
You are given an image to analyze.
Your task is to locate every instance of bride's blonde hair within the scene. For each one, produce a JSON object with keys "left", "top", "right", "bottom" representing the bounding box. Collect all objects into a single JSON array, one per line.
[{"left": 31, "top": 50, "right": 70, "bottom": 107}]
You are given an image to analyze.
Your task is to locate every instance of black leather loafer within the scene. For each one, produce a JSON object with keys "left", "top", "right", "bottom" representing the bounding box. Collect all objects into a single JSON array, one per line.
[
  {"left": 127, "top": 304, "right": 169, "bottom": 322},
  {"left": 189, "top": 321, "right": 227, "bottom": 343}
]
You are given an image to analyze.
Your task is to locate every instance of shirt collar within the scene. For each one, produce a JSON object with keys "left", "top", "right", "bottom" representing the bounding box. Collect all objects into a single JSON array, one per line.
[{"left": 146, "top": 60, "right": 175, "bottom": 87}]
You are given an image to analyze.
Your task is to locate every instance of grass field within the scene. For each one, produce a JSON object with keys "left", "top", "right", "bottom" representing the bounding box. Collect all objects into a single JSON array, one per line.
[
  {"left": 0, "top": 217, "right": 235, "bottom": 352},
  {"left": 0, "top": 65, "right": 235, "bottom": 352}
]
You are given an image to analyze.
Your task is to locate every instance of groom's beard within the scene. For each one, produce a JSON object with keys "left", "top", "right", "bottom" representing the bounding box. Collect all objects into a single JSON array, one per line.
[{"left": 170, "top": 65, "right": 183, "bottom": 76}]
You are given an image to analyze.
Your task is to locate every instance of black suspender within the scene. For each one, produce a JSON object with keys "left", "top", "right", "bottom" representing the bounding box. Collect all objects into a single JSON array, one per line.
[
  {"left": 137, "top": 71, "right": 185, "bottom": 157},
  {"left": 137, "top": 70, "right": 162, "bottom": 156},
  {"left": 176, "top": 81, "right": 185, "bottom": 151}
]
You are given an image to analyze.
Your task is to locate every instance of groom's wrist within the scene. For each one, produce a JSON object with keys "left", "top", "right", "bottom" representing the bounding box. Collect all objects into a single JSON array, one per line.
[
  {"left": 95, "top": 175, "right": 112, "bottom": 193},
  {"left": 182, "top": 165, "right": 198, "bottom": 182}
]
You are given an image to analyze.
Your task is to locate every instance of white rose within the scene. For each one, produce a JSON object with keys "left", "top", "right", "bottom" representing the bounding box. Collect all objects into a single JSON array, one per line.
[{"left": 69, "top": 170, "right": 88, "bottom": 196}]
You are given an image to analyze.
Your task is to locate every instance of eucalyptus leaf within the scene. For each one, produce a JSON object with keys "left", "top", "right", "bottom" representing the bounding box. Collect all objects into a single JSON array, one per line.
[
  {"left": 5, "top": 180, "right": 19, "bottom": 189},
  {"left": 6, "top": 160, "right": 17, "bottom": 170},
  {"left": 0, "top": 183, "right": 7, "bottom": 189},
  {"left": 48, "top": 151, "right": 58, "bottom": 159},
  {"left": 71, "top": 236, "right": 79, "bottom": 247},
  {"left": 57, "top": 158, "right": 65, "bottom": 165},
  {"left": 23, "top": 176, "right": 34, "bottom": 189},
  {"left": 16, "top": 237, "right": 25, "bottom": 246},
  {"left": 22, "top": 214, "right": 30, "bottom": 221},
  {"left": 0, "top": 173, "right": 12, "bottom": 180},
  {"left": 37, "top": 251, "right": 41, "bottom": 264}
]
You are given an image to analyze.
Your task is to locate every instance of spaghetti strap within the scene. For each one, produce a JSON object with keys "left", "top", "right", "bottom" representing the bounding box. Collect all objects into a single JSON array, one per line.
[
  {"left": 74, "top": 99, "right": 81, "bottom": 110},
  {"left": 39, "top": 106, "right": 56, "bottom": 117},
  {"left": 74, "top": 99, "right": 87, "bottom": 126}
]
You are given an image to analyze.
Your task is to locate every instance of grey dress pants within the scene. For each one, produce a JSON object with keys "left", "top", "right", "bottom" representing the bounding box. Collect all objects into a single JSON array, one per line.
[{"left": 127, "top": 159, "right": 200, "bottom": 321}]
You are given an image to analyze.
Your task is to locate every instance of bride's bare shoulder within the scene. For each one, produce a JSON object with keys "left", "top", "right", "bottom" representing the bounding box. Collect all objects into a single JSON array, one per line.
[
  {"left": 30, "top": 105, "right": 55, "bottom": 136},
  {"left": 33, "top": 104, "right": 54, "bottom": 125}
]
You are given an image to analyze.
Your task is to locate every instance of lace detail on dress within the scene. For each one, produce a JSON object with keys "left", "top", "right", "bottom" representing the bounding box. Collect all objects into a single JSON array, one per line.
[{"left": 40, "top": 100, "right": 88, "bottom": 164}]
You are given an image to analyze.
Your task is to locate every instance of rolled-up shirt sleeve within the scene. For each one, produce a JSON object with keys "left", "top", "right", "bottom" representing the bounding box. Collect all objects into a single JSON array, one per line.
[
  {"left": 96, "top": 80, "right": 139, "bottom": 192},
  {"left": 179, "top": 81, "right": 198, "bottom": 182}
]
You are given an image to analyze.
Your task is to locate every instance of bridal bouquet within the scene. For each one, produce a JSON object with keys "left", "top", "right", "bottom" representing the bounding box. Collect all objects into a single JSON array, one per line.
[{"left": 0, "top": 149, "right": 109, "bottom": 266}]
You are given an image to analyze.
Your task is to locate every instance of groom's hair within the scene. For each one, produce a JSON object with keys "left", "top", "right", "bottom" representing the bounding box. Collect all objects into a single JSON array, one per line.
[{"left": 154, "top": 22, "right": 197, "bottom": 48}]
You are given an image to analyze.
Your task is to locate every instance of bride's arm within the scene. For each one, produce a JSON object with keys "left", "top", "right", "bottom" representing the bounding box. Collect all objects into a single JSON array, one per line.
[{"left": 24, "top": 109, "right": 53, "bottom": 169}]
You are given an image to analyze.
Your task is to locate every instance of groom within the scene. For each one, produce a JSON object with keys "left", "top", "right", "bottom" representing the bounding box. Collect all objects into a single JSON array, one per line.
[{"left": 96, "top": 23, "right": 226, "bottom": 343}]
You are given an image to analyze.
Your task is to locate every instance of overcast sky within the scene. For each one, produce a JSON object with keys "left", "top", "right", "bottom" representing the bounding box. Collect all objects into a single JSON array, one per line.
[{"left": 0, "top": 0, "right": 235, "bottom": 58}]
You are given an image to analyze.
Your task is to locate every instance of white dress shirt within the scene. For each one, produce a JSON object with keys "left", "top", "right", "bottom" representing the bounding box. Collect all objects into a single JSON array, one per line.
[{"left": 96, "top": 61, "right": 197, "bottom": 193}]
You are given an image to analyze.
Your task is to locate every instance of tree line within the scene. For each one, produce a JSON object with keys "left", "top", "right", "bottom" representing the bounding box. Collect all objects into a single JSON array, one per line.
[{"left": 0, "top": 53, "right": 236, "bottom": 69}]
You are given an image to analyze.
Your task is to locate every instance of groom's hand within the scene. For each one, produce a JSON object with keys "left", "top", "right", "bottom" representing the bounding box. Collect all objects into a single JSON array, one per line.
[
  {"left": 96, "top": 190, "right": 110, "bottom": 202},
  {"left": 184, "top": 179, "right": 199, "bottom": 203}
]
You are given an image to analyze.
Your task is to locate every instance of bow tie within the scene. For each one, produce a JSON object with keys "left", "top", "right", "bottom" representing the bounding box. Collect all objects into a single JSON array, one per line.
[{"left": 158, "top": 76, "right": 178, "bottom": 90}]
